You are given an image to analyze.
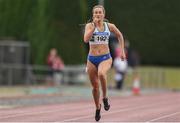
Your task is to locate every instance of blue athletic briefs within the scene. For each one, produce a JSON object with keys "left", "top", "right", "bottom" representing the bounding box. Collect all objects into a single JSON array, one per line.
[{"left": 88, "top": 53, "right": 111, "bottom": 68}]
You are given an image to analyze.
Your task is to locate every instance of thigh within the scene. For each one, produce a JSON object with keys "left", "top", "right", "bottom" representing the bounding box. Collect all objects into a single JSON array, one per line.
[
  {"left": 87, "top": 61, "right": 99, "bottom": 86},
  {"left": 98, "top": 58, "right": 112, "bottom": 74}
]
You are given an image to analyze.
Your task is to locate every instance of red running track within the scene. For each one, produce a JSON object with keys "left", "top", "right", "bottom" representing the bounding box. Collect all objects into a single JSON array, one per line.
[{"left": 0, "top": 92, "right": 180, "bottom": 122}]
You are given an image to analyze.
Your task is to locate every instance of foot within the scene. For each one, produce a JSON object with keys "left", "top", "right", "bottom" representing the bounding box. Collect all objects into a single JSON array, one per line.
[
  {"left": 95, "top": 104, "right": 101, "bottom": 121},
  {"left": 103, "top": 98, "right": 110, "bottom": 111}
]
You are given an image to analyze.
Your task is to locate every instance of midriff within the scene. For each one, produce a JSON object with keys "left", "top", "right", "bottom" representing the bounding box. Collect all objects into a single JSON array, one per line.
[{"left": 89, "top": 44, "right": 110, "bottom": 56}]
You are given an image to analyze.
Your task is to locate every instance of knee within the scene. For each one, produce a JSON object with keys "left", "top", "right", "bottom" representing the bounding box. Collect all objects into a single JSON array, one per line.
[
  {"left": 98, "top": 71, "right": 106, "bottom": 79},
  {"left": 91, "top": 80, "right": 99, "bottom": 90}
]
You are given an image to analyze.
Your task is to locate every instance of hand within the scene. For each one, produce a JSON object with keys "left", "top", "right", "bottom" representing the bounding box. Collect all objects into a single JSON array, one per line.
[
  {"left": 121, "top": 51, "right": 126, "bottom": 61},
  {"left": 93, "top": 17, "right": 99, "bottom": 25}
]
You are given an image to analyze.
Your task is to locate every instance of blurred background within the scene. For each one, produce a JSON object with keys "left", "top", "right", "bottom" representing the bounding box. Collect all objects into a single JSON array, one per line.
[{"left": 0, "top": 0, "right": 180, "bottom": 106}]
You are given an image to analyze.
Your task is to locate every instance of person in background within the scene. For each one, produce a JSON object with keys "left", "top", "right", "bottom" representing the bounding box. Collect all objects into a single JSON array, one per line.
[
  {"left": 113, "top": 46, "right": 128, "bottom": 90},
  {"left": 47, "top": 48, "right": 64, "bottom": 86},
  {"left": 125, "top": 40, "right": 141, "bottom": 93}
]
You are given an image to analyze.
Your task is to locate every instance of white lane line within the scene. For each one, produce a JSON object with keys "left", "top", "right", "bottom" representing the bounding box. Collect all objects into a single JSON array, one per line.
[
  {"left": 0, "top": 96, "right": 150, "bottom": 118},
  {"left": 0, "top": 105, "right": 92, "bottom": 120},
  {"left": 63, "top": 101, "right": 169, "bottom": 122},
  {"left": 0, "top": 97, "right": 135, "bottom": 119},
  {"left": 1, "top": 94, "right": 177, "bottom": 121},
  {"left": 146, "top": 111, "right": 180, "bottom": 122}
]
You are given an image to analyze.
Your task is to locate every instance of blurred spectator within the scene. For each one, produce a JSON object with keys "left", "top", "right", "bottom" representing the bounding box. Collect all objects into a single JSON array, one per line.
[
  {"left": 113, "top": 46, "right": 128, "bottom": 90},
  {"left": 125, "top": 39, "right": 140, "bottom": 69},
  {"left": 124, "top": 39, "right": 141, "bottom": 92},
  {"left": 47, "top": 48, "right": 64, "bottom": 86}
]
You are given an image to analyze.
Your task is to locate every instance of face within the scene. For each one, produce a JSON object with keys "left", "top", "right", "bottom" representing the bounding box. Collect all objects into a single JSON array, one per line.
[
  {"left": 50, "top": 48, "right": 57, "bottom": 57},
  {"left": 93, "top": 7, "right": 105, "bottom": 21}
]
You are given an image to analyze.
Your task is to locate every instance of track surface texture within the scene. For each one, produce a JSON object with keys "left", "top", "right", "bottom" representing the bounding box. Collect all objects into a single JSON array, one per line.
[{"left": 0, "top": 91, "right": 179, "bottom": 122}]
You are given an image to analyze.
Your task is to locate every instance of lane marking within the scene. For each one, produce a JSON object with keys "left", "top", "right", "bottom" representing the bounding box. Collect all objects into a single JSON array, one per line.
[
  {"left": 0, "top": 105, "right": 92, "bottom": 119},
  {"left": 146, "top": 111, "right": 180, "bottom": 122},
  {"left": 1, "top": 93, "right": 179, "bottom": 121},
  {"left": 63, "top": 101, "right": 172, "bottom": 122},
  {"left": 0, "top": 96, "right": 154, "bottom": 118}
]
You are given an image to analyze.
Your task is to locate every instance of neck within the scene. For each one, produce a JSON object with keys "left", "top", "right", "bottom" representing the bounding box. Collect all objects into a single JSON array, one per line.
[{"left": 96, "top": 20, "right": 104, "bottom": 27}]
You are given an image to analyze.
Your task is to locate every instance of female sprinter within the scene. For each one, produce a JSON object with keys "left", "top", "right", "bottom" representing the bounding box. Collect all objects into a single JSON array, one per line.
[{"left": 84, "top": 5, "right": 126, "bottom": 121}]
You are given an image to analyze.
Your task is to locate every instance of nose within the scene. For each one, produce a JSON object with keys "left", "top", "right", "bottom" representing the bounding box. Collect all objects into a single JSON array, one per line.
[{"left": 96, "top": 13, "right": 101, "bottom": 16}]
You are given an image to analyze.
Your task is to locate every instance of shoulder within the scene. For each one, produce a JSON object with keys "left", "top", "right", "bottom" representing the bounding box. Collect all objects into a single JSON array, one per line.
[
  {"left": 107, "top": 22, "right": 115, "bottom": 26},
  {"left": 85, "top": 22, "right": 94, "bottom": 28},
  {"left": 85, "top": 22, "right": 92, "bottom": 26},
  {"left": 107, "top": 22, "right": 117, "bottom": 31},
  {"left": 84, "top": 23, "right": 95, "bottom": 31}
]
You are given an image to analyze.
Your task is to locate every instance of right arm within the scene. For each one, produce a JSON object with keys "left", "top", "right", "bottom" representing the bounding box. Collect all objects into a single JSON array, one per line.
[{"left": 83, "top": 23, "right": 95, "bottom": 43}]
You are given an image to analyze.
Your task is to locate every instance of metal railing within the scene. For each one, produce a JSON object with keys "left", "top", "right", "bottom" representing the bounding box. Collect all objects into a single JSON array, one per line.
[
  {"left": 0, "top": 63, "right": 169, "bottom": 89},
  {"left": 0, "top": 63, "right": 88, "bottom": 85},
  {"left": 122, "top": 67, "right": 166, "bottom": 89}
]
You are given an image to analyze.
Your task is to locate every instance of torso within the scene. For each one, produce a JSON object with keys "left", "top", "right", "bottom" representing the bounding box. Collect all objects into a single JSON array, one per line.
[
  {"left": 89, "top": 44, "right": 109, "bottom": 55},
  {"left": 89, "top": 22, "right": 110, "bottom": 56}
]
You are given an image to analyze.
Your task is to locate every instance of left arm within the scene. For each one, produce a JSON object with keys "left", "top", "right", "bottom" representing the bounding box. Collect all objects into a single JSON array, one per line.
[{"left": 108, "top": 23, "right": 126, "bottom": 60}]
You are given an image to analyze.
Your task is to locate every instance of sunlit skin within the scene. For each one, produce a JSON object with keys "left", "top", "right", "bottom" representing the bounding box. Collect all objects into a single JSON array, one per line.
[{"left": 84, "top": 5, "right": 126, "bottom": 111}]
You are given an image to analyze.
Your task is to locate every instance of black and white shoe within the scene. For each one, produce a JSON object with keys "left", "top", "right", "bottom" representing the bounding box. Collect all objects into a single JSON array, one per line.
[
  {"left": 95, "top": 104, "right": 101, "bottom": 122},
  {"left": 103, "top": 98, "right": 110, "bottom": 111}
]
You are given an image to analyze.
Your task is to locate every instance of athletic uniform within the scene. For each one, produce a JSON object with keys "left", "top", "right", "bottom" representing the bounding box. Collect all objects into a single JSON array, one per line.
[{"left": 88, "top": 22, "right": 111, "bottom": 68}]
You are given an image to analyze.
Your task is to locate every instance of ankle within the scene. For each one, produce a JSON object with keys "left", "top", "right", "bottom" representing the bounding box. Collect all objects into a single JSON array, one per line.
[
  {"left": 97, "top": 104, "right": 101, "bottom": 110},
  {"left": 103, "top": 97, "right": 108, "bottom": 100}
]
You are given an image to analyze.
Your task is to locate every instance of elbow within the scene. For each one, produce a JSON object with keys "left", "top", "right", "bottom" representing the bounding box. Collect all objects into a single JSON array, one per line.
[
  {"left": 116, "top": 32, "right": 121, "bottom": 39},
  {"left": 117, "top": 33, "right": 124, "bottom": 42}
]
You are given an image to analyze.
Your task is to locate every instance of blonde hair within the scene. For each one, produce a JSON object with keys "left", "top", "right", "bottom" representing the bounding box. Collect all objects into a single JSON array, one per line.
[{"left": 92, "top": 5, "right": 105, "bottom": 14}]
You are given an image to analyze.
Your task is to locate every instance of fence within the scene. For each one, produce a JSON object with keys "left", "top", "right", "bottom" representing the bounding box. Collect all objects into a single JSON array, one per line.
[
  {"left": 1, "top": 62, "right": 179, "bottom": 90},
  {"left": 0, "top": 64, "right": 87, "bottom": 85},
  {"left": 124, "top": 67, "right": 166, "bottom": 89},
  {"left": 0, "top": 40, "right": 30, "bottom": 85},
  {"left": 0, "top": 40, "right": 88, "bottom": 85},
  {"left": 0, "top": 41, "right": 176, "bottom": 89}
]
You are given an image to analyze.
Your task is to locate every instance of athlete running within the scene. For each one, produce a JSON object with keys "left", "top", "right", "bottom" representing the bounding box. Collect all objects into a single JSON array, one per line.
[{"left": 84, "top": 5, "right": 126, "bottom": 121}]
